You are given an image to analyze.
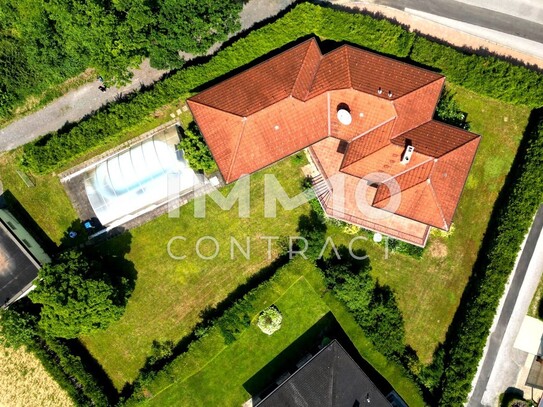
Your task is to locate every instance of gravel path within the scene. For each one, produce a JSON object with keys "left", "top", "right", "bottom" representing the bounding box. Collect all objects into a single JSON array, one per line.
[{"left": 0, "top": 60, "right": 165, "bottom": 152}]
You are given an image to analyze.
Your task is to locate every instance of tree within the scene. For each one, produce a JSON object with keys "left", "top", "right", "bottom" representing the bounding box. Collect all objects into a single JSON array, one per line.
[
  {"left": 29, "top": 250, "right": 126, "bottom": 339},
  {"left": 179, "top": 122, "right": 217, "bottom": 173},
  {"left": 148, "top": 0, "right": 243, "bottom": 69},
  {"left": 0, "top": 305, "right": 39, "bottom": 349}
]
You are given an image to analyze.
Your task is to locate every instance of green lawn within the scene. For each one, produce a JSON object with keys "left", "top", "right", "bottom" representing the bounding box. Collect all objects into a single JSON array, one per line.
[
  {"left": 128, "top": 257, "right": 424, "bottom": 406},
  {"left": 81, "top": 155, "right": 310, "bottom": 389},
  {"left": 326, "top": 84, "right": 530, "bottom": 362}
]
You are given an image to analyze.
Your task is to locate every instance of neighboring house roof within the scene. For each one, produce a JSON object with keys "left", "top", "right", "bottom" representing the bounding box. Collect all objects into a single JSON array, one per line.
[
  {"left": 188, "top": 38, "right": 480, "bottom": 239},
  {"left": 0, "top": 208, "right": 49, "bottom": 307},
  {"left": 256, "top": 340, "right": 392, "bottom": 407}
]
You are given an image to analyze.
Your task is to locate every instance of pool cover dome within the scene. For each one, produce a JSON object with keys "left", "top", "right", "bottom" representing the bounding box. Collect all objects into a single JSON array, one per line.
[{"left": 84, "top": 127, "right": 203, "bottom": 225}]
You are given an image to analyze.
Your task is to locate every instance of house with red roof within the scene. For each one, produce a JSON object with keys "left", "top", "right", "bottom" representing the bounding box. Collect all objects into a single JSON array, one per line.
[{"left": 187, "top": 38, "right": 480, "bottom": 247}]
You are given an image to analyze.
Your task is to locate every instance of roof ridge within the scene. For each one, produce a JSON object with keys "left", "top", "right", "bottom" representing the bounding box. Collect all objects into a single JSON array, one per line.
[
  {"left": 292, "top": 39, "right": 322, "bottom": 101},
  {"left": 394, "top": 120, "right": 481, "bottom": 158},
  {"left": 373, "top": 175, "right": 428, "bottom": 205},
  {"left": 391, "top": 75, "right": 444, "bottom": 102},
  {"left": 345, "top": 47, "right": 353, "bottom": 91},
  {"left": 339, "top": 118, "right": 397, "bottom": 170},
  {"left": 380, "top": 156, "right": 434, "bottom": 185},
  {"left": 226, "top": 118, "right": 248, "bottom": 182},
  {"left": 427, "top": 179, "right": 449, "bottom": 229},
  {"left": 188, "top": 100, "right": 244, "bottom": 118},
  {"left": 351, "top": 115, "right": 397, "bottom": 143},
  {"left": 430, "top": 121, "right": 481, "bottom": 157}
]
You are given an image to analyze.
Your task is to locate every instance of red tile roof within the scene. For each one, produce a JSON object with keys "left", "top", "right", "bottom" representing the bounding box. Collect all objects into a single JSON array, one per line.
[{"left": 188, "top": 38, "right": 481, "bottom": 239}]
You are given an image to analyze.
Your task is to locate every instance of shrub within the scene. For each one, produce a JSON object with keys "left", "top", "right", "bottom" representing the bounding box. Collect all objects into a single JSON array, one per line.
[
  {"left": 438, "top": 112, "right": 543, "bottom": 405},
  {"left": 30, "top": 250, "right": 128, "bottom": 339},
  {"left": 435, "top": 88, "right": 470, "bottom": 130},
  {"left": 179, "top": 122, "right": 217, "bottom": 173},
  {"left": 321, "top": 248, "right": 406, "bottom": 358},
  {"left": 257, "top": 305, "right": 282, "bottom": 335},
  {"left": 410, "top": 36, "right": 543, "bottom": 108}
]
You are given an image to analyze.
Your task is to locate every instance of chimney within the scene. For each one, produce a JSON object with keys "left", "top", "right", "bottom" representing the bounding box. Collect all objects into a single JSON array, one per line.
[
  {"left": 401, "top": 145, "right": 415, "bottom": 165},
  {"left": 388, "top": 90, "right": 393, "bottom": 98},
  {"left": 377, "top": 87, "right": 383, "bottom": 95}
]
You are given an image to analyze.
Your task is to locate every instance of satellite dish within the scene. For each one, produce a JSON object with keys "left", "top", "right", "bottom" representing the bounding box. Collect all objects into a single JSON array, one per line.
[
  {"left": 373, "top": 233, "right": 383, "bottom": 243},
  {"left": 337, "top": 109, "right": 352, "bottom": 125}
]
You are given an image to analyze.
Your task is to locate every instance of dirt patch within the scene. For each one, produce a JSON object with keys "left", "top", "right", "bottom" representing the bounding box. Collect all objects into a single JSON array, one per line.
[{"left": 429, "top": 240, "right": 448, "bottom": 258}]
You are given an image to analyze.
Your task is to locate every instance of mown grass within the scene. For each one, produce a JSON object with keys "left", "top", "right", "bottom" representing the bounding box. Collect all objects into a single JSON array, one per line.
[
  {"left": 81, "top": 155, "right": 310, "bottom": 389},
  {"left": 129, "top": 257, "right": 424, "bottom": 407},
  {"left": 0, "top": 150, "right": 78, "bottom": 244}
]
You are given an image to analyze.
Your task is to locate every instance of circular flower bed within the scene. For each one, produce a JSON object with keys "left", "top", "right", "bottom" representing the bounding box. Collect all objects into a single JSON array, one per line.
[{"left": 257, "top": 306, "right": 282, "bottom": 335}]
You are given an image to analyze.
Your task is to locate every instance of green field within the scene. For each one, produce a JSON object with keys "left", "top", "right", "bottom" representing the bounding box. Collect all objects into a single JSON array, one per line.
[{"left": 128, "top": 258, "right": 424, "bottom": 406}]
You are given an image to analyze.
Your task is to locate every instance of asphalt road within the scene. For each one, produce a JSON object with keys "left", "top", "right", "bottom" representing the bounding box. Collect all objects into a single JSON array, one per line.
[
  {"left": 468, "top": 204, "right": 543, "bottom": 406},
  {"left": 374, "top": 0, "right": 543, "bottom": 43}
]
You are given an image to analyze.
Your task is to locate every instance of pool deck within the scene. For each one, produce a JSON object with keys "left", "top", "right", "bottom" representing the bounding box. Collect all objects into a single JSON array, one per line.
[{"left": 60, "top": 120, "right": 225, "bottom": 235}]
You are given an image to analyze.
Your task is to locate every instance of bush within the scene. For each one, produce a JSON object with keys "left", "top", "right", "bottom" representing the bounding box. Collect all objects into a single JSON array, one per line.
[
  {"left": 321, "top": 247, "right": 406, "bottom": 358},
  {"left": 257, "top": 305, "right": 282, "bottom": 335},
  {"left": 179, "top": 122, "right": 217, "bottom": 173},
  {"left": 30, "top": 250, "right": 128, "bottom": 339},
  {"left": 438, "top": 112, "right": 543, "bottom": 405},
  {"left": 435, "top": 88, "right": 470, "bottom": 130},
  {"left": 217, "top": 297, "right": 254, "bottom": 344},
  {"left": 410, "top": 36, "right": 543, "bottom": 108}
]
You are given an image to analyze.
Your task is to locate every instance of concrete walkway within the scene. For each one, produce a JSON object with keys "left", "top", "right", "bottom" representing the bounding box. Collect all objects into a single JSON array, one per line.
[{"left": 468, "top": 205, "right": 543, "bottom": 407}]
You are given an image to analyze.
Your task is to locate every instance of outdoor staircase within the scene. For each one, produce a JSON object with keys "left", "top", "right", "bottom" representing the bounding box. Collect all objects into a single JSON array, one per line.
[{"left": 311, "top": 174, "right": 331, "bottom": 207}]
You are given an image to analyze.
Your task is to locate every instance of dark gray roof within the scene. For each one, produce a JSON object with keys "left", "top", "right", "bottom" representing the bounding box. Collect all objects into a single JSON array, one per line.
[
  {"left": 257, "top": 340, "right": 392, "bottom": 407},
  {"left": 0, "top": 220, "right": 39, "bottom": 306}
]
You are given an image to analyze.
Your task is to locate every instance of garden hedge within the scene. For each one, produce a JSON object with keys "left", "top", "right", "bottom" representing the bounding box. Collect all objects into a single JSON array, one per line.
[
  {"left": 22, "top": 2, "right": 543, "bottom": 174},
  {"left": 438, "top": 112, "right": 543, "bottom": 405}
]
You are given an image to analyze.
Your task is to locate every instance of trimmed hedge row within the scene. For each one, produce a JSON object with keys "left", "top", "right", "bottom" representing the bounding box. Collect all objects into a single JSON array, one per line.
[
  {"left": 23, "top": 2, "right": 543, "bottom": 174},
  {"left": 32, "top": 337, "right": 108, "bottom": 406},
  {"left": 439, "top": 113, "right": 543, "bottom": 405},
  {"left": 410, "top": 37, "right": 543, "bottom": 107}
]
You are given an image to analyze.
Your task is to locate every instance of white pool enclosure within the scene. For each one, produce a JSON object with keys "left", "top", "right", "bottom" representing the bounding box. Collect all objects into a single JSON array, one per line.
[{"left": 83, "top": 125, "right": 205, "bottom": 226}]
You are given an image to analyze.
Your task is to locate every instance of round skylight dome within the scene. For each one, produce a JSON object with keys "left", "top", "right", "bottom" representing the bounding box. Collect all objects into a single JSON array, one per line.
[{"left": 337, "top": 109, "right": 352, "bottom": 125}]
